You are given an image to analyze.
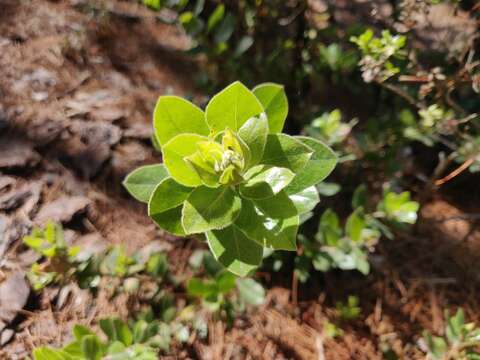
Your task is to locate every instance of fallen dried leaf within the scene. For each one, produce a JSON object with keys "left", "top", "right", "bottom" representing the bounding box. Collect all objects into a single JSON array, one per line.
[
  {"left": 35, "top": 195, "right": 91, "bottom": 225},
  {"left": 0, "top": 137, "right": 40, "bottom": 169},
  {"left": 61, "top": 120, "right": 122, "bottom": 178},
  {"left": 0, "top": 272, "right": 30, "bottom": 332},
  {"left": 0, "top": 328, "right": 14, "bottom": 346}
]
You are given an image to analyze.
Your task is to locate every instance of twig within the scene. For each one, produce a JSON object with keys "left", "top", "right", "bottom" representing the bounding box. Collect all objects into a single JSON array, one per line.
[
  {"left": 377, "top": 81, "right": 424, "bottom": 109},
  {"left": 435, "top": 158, "right": 474, "bottom": 186},
  {"left": 291, "top": 269, "right": 298, "bottom": 306},
  {"left": 315, "top": 334, "right": 326, "bottom": 360},
  {"left": 278, "top": 4, "right": 306, "bottom": 26},
  {"left": 398, "top": 75, "right": 429, "bottom": 83}
]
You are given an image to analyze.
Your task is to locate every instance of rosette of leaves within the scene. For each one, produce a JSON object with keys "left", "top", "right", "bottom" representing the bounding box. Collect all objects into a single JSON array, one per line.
[{"left": 124, "top": 81, "right": 337, "bottom": 276}]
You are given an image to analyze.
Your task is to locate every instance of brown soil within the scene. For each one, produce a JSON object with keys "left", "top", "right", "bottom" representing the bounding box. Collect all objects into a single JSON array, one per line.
[{"left": 1, "top": 1, "right": 479, "bottom": 359}]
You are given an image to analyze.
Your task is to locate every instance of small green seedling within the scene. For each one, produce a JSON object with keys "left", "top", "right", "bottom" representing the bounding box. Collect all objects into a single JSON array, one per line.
[
  {"left": 336, "top": 295, "right": 361, "bottom": 321},
  {"left": 306, "top": 109, "right": 357, "bottom": 146},
  {"left": 376, "top": 189, "right": 420, "bottom": 225},
  {"left": 123, "top": 81, "right": 337, "bottom": 276},
  {"left": 23, "top": 221, "right": 79, "bottom": 290},
  {"left": 186, "top": 250, "right": 265, "bottom": 323},
  {"left": 23, "top": 222, "right": 170, "bottom": 293},
  {"left": 422, "top": 309, "right": 480, "bottom": 360},
  {"left": 32, "top": 318, "right": 161, "bottom": 360}
]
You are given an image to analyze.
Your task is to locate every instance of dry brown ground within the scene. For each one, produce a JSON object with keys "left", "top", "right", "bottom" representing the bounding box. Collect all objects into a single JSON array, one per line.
[{"left": 1, "top": 1, "right": 480, "bottom": 359}]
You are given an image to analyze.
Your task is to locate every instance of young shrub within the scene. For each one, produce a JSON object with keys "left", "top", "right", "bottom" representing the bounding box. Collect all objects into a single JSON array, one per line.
[
  {"left": 185, "top": 250, "right": 265, "bottom": 323},
  {"left": 292, "top": 186, "right": 419, "bottom": 281},
  {"left": 124, "top": 81, "right": 337, "bottom": 276},
  {"left": 421, "top": 309, "right": 480, "bottom": 360},
  {"left": 23, "top": 221, "right": 80, "bottom": 290}
]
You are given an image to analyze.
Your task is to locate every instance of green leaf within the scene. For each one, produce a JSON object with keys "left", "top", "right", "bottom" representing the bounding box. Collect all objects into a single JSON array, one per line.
[
  {"left": 238, "top": 113, "right": 269, "bottom": 166},
  {"left": 33, "top": 347, "right": 73, "bottom": 360},
  {"left": 317, "top": 182, "right": 341, "bottom": 196},
  {"left": 73, "top": 325, "right": 95, "bottom": 342},
  {"left": 234, "top": 36, "right": 254, "bottom": 57},
  {"left": 123, "top": 164, "right": 169, "bottom": 203},
  {"left": 62, "top": 341, "right": 83, "bottom": 357},
  {"left": 252, "top": 83, "right": 288, "bottom": 133},
  {"left": 289, "top": 186, "right": 320, "bottom": 214},
  {"left": 99, "top": 318, "right": 133, "bottom": 346},
  {"left": 427, "top": 335, "right": 448, "bottom": 359},
  {"left": 446, "top": 309, "right": 465, "bottom": 344},
  {"left": 216, "top": 271, "right": 237, "bottom": 293},
  {"left": 182, "top": 186, "right": 242, "bottom": 234},
  {"left": 184, "top": 152, "right": 220, "bottom": 187},
  {"left": 107, "top": 341, "right": 126, "bottom": 355},
  {"left": 317, "top": 209, "right": 342, "bottom": 246},
  {"left": 352, "top": 184, "right": 367, "bottom": 208},
  {"left": 240, "top": 165, "right": 295, "bottom": 200},
  {"left": 380, "top": 191, "right": 419, "bottom": 224},
  {"left": 207, "top": 4, "right": 224, "bottom": 32},
  {"left": 285, "top": 136, "right": 337, "bottom": 194},
  {"left": 214, "top": 12, "right": 235, "bottom": 43},
  {"left": 153, "top": 96, "right": 209, "bottom": 146},
  {"left": 162, "top": 133, "right": 209, "bottom": 187},
  {"left": 205, "top": 81, "right": 264, "bottom": 133},
  {"left": 132, "top": 321, "right": 149, "bottom": 344},
  {"left": 266, "top": 214, "right": 299, "bottom": 251},
  {"left": 345, "top": 209, "right": 366, "bottom": 242},
  {"left": 235, "top": 198, "right": 299, "bottom": 250},
  {"left": 253, "top": 190, "right": 298, "bottom": 219},
  {"left": 146, "top": 253, "right": 168, "bottom": 277},
  {"left": 206, "top": 225, "right": 263, "bottom": 277},
  {"left": 236, "top": 278, "right": 265, "bottom": 305},
  {"left": 148, "top": 178, "right": 192, "bottom": 215},
  {"left": 261, "top": 134, "right": 313, "bottom": 173},
  {"left": 81, "top": 335, "right": 103, "bottom": 360},
  {"left": 150, "top": 206, "right": 186, "bottom": 236},
  {"left": 186, "top": 278, "right": 217, "bottom": 298}
]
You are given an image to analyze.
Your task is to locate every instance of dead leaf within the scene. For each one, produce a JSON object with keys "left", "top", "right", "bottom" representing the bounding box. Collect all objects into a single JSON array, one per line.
[
  {"left": 123, "top": 121, "right": 153, "bottom": 140},
  {"left": 0, "top": 180, "right": 43, "bottom": 214},
  {"left": 64, "top": 89, "right": 127, "bottom": 121},
  {"left": 0, "top": 185, "right": 32, "bottom": 211},
  {"left": 0, "top": 216, "right": 31, "bottom": 260},
  {"left": 0, "top": 215, "right": 9, "bottom": 258},
  {"left": 0, "top": 137, "right": 40, "bottom": 169},
  {"left": 0, "top": 328, "right": 14, "bottom": 346},
  {"left": 61, "top": 120, "right": 122, "bottom": 178},
  {"left": 0, "top": 272, "right": 30, "bottom": 332},
  {"left": 0, "top": 176, "right": 16, "bottom": 193},
  {"left": 35, "top": 195, "right": 91, "bottom": 225}
]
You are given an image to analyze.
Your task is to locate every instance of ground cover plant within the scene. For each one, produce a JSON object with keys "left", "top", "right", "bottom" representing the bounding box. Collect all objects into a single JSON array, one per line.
[{"left": 2, "top": 0, "right": 480, "bottom": 359}]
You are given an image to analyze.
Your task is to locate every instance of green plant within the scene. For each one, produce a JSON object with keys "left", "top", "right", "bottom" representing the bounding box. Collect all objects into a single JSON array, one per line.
[
  {"left": 123, "top": 81, "right": 337, "bottom": 276},
  {"left": 186, "top": 250, "right": 265, "bottom": 323},
  {"left": 306, "top": 109, "right": 357, "bottom": 147},
  {"left": 32, "top": 318, "right": 162, "bottom": 360},
  {"left": 23, "top": 223, "right": 170, "bottom": 292},
  {"left": 23, "top": 222, "right": 79, "bottom": 290},
  {"left": 293, "top": 186, "right": 419, "bottom": 281},
  {"left": 422, "top": 309, "right": 480, "bottom": 360},
  {"left": 351, "top": 30, "right": 406, "bottom": 83},
  {"left": 336, "top": 295, "right": 361, "bottom": 321}
]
